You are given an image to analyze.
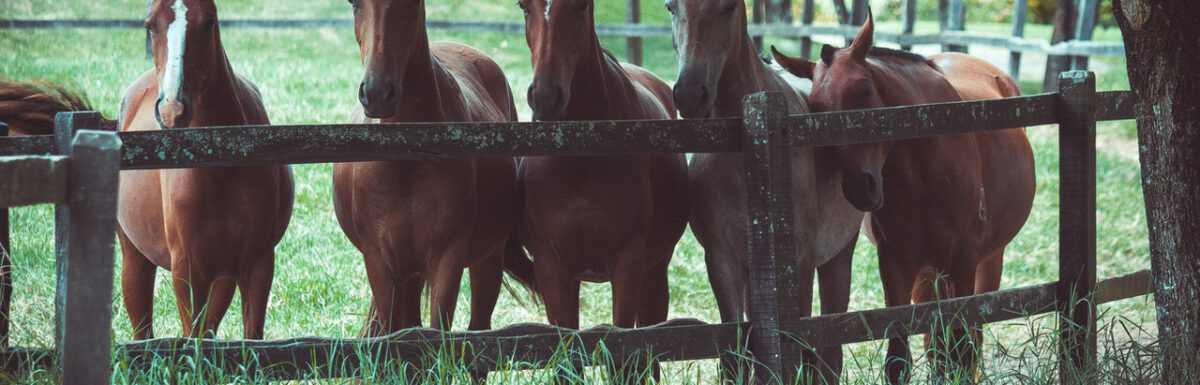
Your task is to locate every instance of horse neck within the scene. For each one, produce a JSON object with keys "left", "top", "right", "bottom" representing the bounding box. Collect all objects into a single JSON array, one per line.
[
  {"left": 712, "top": 28, "right": 789, "bottom": 117},
  {"left": 561, "top": 35, "right": 639, "bottom": 119},
  {"left": 388, "top": 38, "right": 464, "bottom": 122},
  {"left": 867, "top": 57, "right": 959, "bottom": 106},
  {"left": 189, "top": 30, "right": 245, "bottom": 126}
]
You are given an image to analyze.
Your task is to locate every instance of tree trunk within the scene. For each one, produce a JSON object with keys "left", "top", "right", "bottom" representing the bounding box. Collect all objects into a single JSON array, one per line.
[
  {"left": 1113, "top": 1, "right": 1200, "bottom": 383},
  {"left": 1043, "top": 0, "right": 1077, "bottom": 91}
]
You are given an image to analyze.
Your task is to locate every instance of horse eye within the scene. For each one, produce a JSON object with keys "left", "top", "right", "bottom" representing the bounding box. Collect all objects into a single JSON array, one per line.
[
  {"left": 665, "top": 1, "right": 675, "bottom": 15},
  {"left": 724, "top": 2, "right": 738, "bottom": 13},
  {"left": 516, "top": 0, "right": 527, "bottom": 12},
  {"left": 347, "top": 0, "right": 356, "bottom": 6}
]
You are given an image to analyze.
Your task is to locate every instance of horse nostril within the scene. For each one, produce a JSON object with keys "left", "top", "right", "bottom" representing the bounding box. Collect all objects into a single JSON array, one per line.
[{"left": 359, "top": 82, "right": 368, "bottom": 104}]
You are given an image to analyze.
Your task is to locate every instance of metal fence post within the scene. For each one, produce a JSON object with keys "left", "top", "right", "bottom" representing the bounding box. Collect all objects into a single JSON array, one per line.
[
  {"left": 1057, "top": 71, "right": 1097, "bottom": 384},
  {"left": 742, "top": 92, "right": 800, "bottom": 385},
  {"left": 57, "top": 130, "right": 121, "bottom": 385}
]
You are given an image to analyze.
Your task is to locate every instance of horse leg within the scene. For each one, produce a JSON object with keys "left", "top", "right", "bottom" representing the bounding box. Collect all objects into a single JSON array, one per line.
[
  {"left": 535, "top": 258, "right": 580, "bottom": 385},
  {"left": 363, "top": 255, "right": 406, "bottom": 336},
  {"left": 467, "top": 251, "right": 504, "bottom": 384},
  {"left": 706, "top": 246, "right": 749, "bottom": 385},
  {"left": 961, "top": 252, "right": 1004, "bottom": 382},
  {"left": 429, "top": 261, "right": 464, "bottom": 331},
  {"left": 609, "top": 245, "right": 650, "bottom": 385},
  {"left": 942, "top": 264, "right": 980, "bottom": 384},
  {"left": 171, "top": 263, "right": 216, "bottom": 338},
  {"left": 814, "top": 236, "right": 857, "bottom": 385},
  {"left": 879, "top": 250, "right": 917, "bottom": 385},
  {"left": 119, "top": 229, "right": 157, "bottom": 340},
  {"left": 635, "top": 254, "right": 671, "bottom": 382},
  {"left": 203, "top": 278, "right": 236, "bottom": 338},
  {"left": 238, "top": 253, "right": 274, "bottom": 340}
]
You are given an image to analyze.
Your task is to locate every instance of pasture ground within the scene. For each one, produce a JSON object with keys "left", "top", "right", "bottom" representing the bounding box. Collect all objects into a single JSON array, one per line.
[{"left": 0, "top": 0, "right": 1156, "bottom": 383}]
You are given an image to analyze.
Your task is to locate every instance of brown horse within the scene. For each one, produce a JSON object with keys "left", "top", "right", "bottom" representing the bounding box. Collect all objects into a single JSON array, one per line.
[
  {"left": 668, "top": 0, "right": 864, "bottom": 383},
  {"left": 117, "top": 0, "right": 294, "bottom": 340},
  {"left": 335, "top": 0, "right": 527, "bottom": 360},
  {"left": 772, "top": 13, "right": 1036, "bottom": 384},
  {"left": 516, "top": 0, "right": 687, "bottom": 380}
]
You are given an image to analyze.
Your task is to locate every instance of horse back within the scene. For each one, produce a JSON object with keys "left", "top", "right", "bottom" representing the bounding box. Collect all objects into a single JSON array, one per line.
[
  {"left": 620, "top": 63, "right": 678, "bottom": 119},
  {"left": 431, "top": 41, "right": 518, "bottom": 122}
]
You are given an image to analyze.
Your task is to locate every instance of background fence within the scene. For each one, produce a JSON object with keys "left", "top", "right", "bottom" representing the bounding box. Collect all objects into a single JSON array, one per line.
[
  {"left": 0, "top": 0, "right": 1121, "bottom": 90},
  {"left": 0, "top": 71, "right": 1152, "bottom": 385}
]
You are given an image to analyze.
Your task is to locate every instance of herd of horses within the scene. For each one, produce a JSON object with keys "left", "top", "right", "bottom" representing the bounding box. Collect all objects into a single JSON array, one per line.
[{"left": 0, "top": 0, "right": 1038, "bottom": 384}]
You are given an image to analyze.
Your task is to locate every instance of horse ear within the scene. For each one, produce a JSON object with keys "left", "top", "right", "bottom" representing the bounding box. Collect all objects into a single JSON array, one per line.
[
  {"left": 849, "top": 8, "right": 874, "bottom": 59},
  {"left": 770, "top": 45, "right": 816, "bottom": 79}
]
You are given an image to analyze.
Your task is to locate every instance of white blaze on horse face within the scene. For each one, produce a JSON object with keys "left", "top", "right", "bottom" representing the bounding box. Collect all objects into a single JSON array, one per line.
[
  {"left": 160, "top": 0, "right": 188, "bottom": 102},
  {"left": 544, "top": 0, "right": 553, "bottom": 21}
]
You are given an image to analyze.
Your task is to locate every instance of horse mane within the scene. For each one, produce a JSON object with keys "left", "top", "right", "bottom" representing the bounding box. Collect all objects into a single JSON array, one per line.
[{"left": 867, "top": 46, "right": 926, "bottom": 63}]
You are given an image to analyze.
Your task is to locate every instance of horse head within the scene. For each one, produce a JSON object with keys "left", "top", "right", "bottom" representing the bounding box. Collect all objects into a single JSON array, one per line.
[
  {"left": 519, "top": 0, "right": 597, "bottom": 121},
  {"left": 350, "top": 0, "right": 429, "bottom": 119},
  {"left": 667, "top": 0, "right": 748, "bottom": 118},
  {"left": 147, "top": 0, "right": 222, "bottom": 129},
  {"left": 772, "top": 11, "right": 890, "bottom": 212}
]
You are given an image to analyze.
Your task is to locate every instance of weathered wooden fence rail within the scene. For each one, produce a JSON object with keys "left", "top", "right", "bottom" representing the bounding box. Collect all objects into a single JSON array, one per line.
[{"left": 0, "top": 71, "right": 1150, "bottom": 384}]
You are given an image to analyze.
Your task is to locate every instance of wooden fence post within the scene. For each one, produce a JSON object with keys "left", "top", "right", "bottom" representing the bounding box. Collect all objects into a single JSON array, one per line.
[
  {"left": 799, "top": 0, "right": 815, "bottom": 59},
  {"left": 0, "top": 123, "right": 10, "bottom": 348},
  {"left": 1009, "top": 0, "right": 1028, "bottom": 81},
  {"left": 52, "top": 112, "right": 103, "bottom": 351},
  {"left": 145, "top": 0, "right": 153, "bottom": 58},
  {"left": 850, "top": 0, "right": 868, "bottom": 25},
  {"left": 1057, "top": 71, "right": 1097, "bottom": 384},
  {"left": 56, "top": 130, "right": 121, "bottom": 385},
  {"left": 752, "top": 0, "right": 764, "bottom": 52},
  {"left": 742, "top": 92, "right": 800, "bottom": 385},
  {"left": 1070, "top": 0, "right": 1098, "bottom": 71},
  {"left": 901, "top": 0, "right": 917, "bottom": 51},
  {"left": 943, "top": 0, "right": 967, "bottom": 52},
  {"left": 625, "top": 0, "right": 642, "bottom": 66}
]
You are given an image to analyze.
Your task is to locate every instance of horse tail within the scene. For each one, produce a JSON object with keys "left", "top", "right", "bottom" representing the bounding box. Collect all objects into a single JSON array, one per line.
[
  {"left": 0, "top": 80, "right": 94, "bottom": 136},
  {"left": 993, "top": 74, "right": 1022, "bottom": 98},
  {"left": 502, "top": 229, "right": 540, "bottom": 304}
]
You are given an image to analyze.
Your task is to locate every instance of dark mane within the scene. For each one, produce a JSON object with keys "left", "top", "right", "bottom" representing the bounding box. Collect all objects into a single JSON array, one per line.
[{"left": 867, "top": 47, "right": 926, "bottom": 63}]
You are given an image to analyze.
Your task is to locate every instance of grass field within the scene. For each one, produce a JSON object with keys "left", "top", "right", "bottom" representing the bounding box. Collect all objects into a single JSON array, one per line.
[{"left": 0, "top": 0, "right": 1156, "bottom": 383}]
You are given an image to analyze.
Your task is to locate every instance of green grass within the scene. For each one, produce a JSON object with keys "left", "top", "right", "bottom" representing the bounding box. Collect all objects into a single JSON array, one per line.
[{"left": 0, "top": 0, "right": 1156, "bottom": 383}]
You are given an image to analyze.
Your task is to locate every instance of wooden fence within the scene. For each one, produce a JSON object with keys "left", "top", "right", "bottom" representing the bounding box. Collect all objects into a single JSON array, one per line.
[
  {"left": 0, "top": 71, "right": 1150, "bottom": 384},
  {"left": 0, "top": 128, "right": 122, "bottom": 385}
]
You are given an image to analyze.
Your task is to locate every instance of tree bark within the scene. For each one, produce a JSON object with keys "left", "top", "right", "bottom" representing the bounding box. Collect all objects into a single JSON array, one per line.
[
  {"left": 1043, "top": 0, "right": 1078, "bottom": 91},
  {"left": 1113, "top": 1, "right": 1200, "bottom": 383}
]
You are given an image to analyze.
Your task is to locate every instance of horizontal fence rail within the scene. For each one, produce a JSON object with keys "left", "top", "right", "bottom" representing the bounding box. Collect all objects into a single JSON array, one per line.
[
  {"left": 0, "top": 91, "right": 1136, "bottom": 164},
  {"left": 0, "top": 156, "right": 66, "bottom": 207},
  {"left": 0, "top": 19, "right": 1126, "bottom": 57},
  {"left": 0, "top": 269, "right": 1152, "bottom": 380}
]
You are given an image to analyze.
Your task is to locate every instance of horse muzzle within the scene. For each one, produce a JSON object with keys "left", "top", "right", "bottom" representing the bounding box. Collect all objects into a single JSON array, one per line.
[
  {"left": 359, "top": 77, "right": 398, "bottom": 119},
  {"left": 528, "top": 83, "right": 568, "bottom": 121},
  {"left": 672, "top": 82, "right": 715, "bottom": 118},
  {"left": 156, "top": 96, "right": 192, "bottom": 129},
  {"left": 842, "top": 171, "right": 884, "bottom": 212}
]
